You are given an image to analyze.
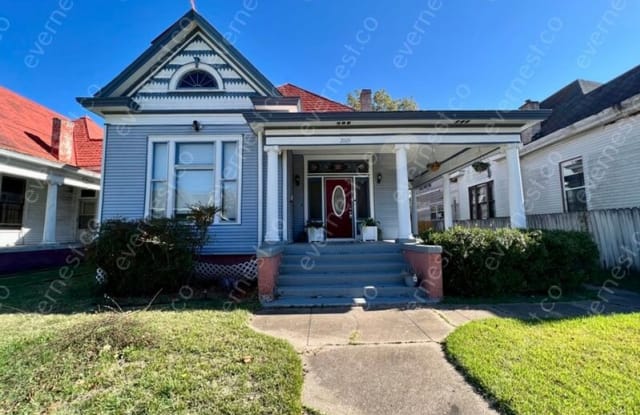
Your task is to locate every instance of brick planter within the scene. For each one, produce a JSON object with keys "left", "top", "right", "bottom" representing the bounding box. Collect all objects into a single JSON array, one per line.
[
  {"left": 402, "top": 244, "right": 443, "bottom": 300},
  {"left": 256, "top": 245, "right": 284, "bottom": 303}
]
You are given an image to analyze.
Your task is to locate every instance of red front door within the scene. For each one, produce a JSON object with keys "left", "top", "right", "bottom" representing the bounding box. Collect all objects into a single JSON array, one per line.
[{"left": 325, "top": 178, "right": 353, "bottom": 238}]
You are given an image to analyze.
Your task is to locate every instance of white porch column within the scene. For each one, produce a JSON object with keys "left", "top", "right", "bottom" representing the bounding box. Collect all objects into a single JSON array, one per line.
[
  {"left": 442, "top": 173, "right": 453, "bottom": 230},
  {"left": 264, "top": 145, "right": 281, "bottom": 242},
  {"left": 394, "top": 144, "right": 414, "bottom": 241},
  {"left": 505, "top": 143, "right": 527, "bottom": 228},
  {"left": 42, "top": 178, "right": 61, "bottom": 244}
]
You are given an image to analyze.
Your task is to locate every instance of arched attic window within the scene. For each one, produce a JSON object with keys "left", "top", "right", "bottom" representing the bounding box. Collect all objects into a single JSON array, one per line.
[{"left": 177, "top": 70, "right": 218, "bottom": 89}]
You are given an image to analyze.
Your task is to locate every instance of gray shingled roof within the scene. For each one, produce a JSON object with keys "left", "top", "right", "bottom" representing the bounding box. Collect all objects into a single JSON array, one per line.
[{"left": 534, "top": 64, "right": 640, "bottom": 140}]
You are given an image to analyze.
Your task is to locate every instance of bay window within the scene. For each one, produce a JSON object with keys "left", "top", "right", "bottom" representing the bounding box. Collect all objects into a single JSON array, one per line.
[{"left": 147, "top": 137, "right": 241, "bottom": 223}]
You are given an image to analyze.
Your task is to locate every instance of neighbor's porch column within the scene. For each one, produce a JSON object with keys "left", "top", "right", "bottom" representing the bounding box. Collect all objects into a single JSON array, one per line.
[
  {"left": 42, "top": 178, "right": 61, "bottom": 244},
  {"left": 442, "top": 173, "right": 453, "bottom": 230},
  {"left": 264, "top": 145, "right": 281, "bottom": 242},
  {"left": 394, "top": 144, "right": 414, "bottom": 241},
  {"left": 505, "top": 143, "right": 527, "bottom": 228}
]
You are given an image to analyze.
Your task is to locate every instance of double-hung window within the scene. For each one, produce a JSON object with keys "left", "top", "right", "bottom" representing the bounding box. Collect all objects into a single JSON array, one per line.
[
  {"left": 0, "top": 176, "right": 26, "bottom": 229},
  {"left": 469, "top": 181, "right": 495, "bottom": 220},
  {"left": 148, "top": 137, "right": 241, "bottom": 223},
  {"left": 560, "top": 158, "right": 587, "bottom": 212}
]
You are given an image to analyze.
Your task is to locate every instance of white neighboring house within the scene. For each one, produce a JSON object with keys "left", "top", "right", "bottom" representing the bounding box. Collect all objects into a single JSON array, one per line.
[
  {"left": 417, "top": 64, "right": 640, "bottom": 227},
  {"left": 0, "top": 86, "right": 102, "bottom": 273}
]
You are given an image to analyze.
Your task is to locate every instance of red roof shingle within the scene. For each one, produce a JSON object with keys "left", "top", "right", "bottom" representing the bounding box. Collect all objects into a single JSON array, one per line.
[
  {"left": 0, "top": 86, "right": 103, "bottom": 172},
  {"left": 277, "top": 83, "right": 354, "bottom": 112}
]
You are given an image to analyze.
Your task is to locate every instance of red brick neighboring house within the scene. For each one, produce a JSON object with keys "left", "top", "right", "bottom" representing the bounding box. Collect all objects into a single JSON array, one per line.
[{"left": 0, "top": 86, "right": 103, "bottom": 273}]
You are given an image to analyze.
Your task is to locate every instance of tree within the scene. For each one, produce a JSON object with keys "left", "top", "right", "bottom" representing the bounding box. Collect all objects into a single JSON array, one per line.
[{"left": 347, "top": 89, "right": 419, "bottom": 111}]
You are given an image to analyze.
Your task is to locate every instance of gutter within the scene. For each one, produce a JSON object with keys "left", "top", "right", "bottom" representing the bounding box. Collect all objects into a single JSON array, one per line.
[{"left": 0, "top": 148, "right": 101, "bottom": 181}]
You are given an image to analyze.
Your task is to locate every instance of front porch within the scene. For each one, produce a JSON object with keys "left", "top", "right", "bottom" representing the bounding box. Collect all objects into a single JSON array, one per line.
[{"left": 246, "top": 110, "right": 550, "bottom": 305}]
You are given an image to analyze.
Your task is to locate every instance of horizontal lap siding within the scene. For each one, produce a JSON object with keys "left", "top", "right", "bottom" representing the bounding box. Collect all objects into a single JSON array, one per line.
[
  {"left": 521, "top": 114, "right": 640, "bottom": 214},
  {"left": 373, "top": 153, "right": 399, "bottom": 240},
  {"left": 102, "top": 124, "right": 258, "bottom": 255},
  {"left": 22, "top": 179, "right": 47, "bottom": 245}
]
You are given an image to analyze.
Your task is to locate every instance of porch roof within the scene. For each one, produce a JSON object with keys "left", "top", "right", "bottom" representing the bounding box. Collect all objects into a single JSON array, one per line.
[{"left": 244, "top": 109, "right": 551, "bottom": 133}]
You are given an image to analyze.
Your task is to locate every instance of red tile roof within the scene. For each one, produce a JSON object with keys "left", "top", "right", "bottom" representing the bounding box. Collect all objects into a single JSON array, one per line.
[
  {"left": 277, "top": 83, "right": 354, "bottom": 112},
  {"left": 0, "top": 86, "right": 103, "bottom": 172}
]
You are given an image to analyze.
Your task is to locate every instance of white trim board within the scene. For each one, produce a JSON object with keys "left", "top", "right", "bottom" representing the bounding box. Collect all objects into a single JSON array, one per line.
[
  {"left": 266, "top": 134, "right": 521, "bottom": 147},
  {"left": 104, "top": 113, "right": 248, "bottom": 126}
]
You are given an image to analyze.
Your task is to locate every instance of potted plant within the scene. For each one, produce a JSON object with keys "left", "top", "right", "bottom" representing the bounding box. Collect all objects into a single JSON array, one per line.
[
  {"left": 472, "top": 161, "right": 490, "bottom": 172},
  {"left": 360, "top": 217, "right": 379, "bottom": 242},
  {"left": 305, "top": 220, "right": 325, "bottom": 243}
]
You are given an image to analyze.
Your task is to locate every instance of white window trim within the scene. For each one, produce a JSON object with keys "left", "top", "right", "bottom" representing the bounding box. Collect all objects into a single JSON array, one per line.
[
  {"left": 169, "top": 62, "right": 225, "bottom": 92},
  {"left": 559, "top": 156, "right": 587, "bottom": 213},
  {"left": 145, "top": 135, "right": 243, "bottom": 225}
]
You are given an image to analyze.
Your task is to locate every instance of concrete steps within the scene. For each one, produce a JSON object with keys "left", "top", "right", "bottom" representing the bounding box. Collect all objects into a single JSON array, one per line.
[{"left": 271, "top": 242, "right": 419, "bottom": 308}]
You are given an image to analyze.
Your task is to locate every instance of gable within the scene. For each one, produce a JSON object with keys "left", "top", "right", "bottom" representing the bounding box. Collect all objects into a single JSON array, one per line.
[
  {"left": 81, "top": 10, "right": 280, "bottom": 114},
  {"left": 131, "top": 33, "right": 259, "bottom": 110}
]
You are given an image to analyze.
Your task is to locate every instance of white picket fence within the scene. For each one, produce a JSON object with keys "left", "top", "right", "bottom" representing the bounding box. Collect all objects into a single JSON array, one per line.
[{"left": 433, "top": 208, "right": 640, "bottom": 271}]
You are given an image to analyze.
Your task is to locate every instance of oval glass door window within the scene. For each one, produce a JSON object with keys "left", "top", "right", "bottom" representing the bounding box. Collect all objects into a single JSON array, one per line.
[{"left": 332, "top": 185, "right": 346, "bottom": 217}]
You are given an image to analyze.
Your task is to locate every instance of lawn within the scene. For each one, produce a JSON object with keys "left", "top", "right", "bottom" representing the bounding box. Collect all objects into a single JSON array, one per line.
[
  {"left": 446, "top": 314, "right": 640, "bottom": 415},
  {"left": 0, "top": 268, "right": 305, "bottom": 414}
]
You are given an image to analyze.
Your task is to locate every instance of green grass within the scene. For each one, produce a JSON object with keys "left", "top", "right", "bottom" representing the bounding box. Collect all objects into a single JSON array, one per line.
[
  {"left": 445, "top": 314, "right": 640, "bottom": 415},
  {"left": 0, "top": 268, "right": 304, "bottom": 414}
]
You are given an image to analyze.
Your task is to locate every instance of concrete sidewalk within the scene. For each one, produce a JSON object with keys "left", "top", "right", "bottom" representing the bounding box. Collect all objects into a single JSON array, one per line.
[{"left": 252, "top": 292, "right": 640, "bottom": 415}]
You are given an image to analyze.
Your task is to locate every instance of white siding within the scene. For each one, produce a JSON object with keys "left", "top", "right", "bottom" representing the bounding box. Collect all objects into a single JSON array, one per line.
[
  {"left": 22, "top": 179, "right": 47, "bottom": 245},
  {"left": 521, "top": 113, "right": 640, "bottom": 214},
  {"left": 373, "top": 153, "right": 399, "bottom": 240},
  {"left": 449, "top": 155, "right": 510, "bottom": 220}
]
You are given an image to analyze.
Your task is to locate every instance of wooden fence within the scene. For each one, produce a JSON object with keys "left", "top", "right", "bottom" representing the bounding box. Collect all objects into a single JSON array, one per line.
[{"left": 427, "top": 208, "right": 640, "bottom": 271}]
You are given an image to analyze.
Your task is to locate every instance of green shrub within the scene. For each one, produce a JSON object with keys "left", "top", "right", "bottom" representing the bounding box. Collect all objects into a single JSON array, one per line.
[
  {"left": 421, "top": 227, "right": 599, "bottom": 297},
  {"left": 86, "top": 218, "right": 200, "bottom": 297}
]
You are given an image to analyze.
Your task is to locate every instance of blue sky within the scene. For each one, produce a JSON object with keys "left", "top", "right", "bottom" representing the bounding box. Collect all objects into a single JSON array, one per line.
[{"left": 1, "top": 0, "right": 639, "bottom": 120}]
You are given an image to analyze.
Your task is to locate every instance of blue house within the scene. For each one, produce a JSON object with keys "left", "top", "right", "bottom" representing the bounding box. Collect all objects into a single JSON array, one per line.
[{"left": 80, "top": 10, "right": 548, "bottom": 306}]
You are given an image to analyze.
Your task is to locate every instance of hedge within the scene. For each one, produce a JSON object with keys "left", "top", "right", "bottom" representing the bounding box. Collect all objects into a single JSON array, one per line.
[
  {"left": 421, "top": 227, "right": 599, "bottom": 297},
  {"left": 86, "top": 218, "right": 200, "bottom": 297}
]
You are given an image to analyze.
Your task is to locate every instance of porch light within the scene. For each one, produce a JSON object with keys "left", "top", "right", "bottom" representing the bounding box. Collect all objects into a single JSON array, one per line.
[
  {"left": 192, "top": 120, "right": 202, "bottom": 131},
  {"left": 377, "top": 173, "right": 382, "bottom": 184},
  {"left": 295, "top": 174, "right": 301, "bottom": 186}
]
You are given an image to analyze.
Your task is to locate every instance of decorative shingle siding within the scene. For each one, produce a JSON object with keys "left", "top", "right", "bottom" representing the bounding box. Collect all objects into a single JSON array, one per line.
[
  {"left": 102, "top": 124, "right": 259, "bottom": 254},
  {"left": 133, "top": 35, "right": 257, "bottom": 110}
]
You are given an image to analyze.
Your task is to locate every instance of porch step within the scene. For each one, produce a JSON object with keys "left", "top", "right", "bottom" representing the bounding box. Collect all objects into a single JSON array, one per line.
[
  {"left": 276, "top": 283, "right": 418, "bottom": 298},
  {"left": 262, "top": 295, "right": 438, "bottom": 309},
  {"left": 272, "top": 242, "right": 418, "bottom": 307},
  {"left": 282, "top": 242, "right": 401, "bottom": 255},
  {"left": 280, "top": 253, "right": 403, "bottom": 265},
  {"left": 280, "top": 260, "right": 407, "bottom": 275},
  {"left": 278, "top": 271, "right": 403, "bottom": 286}
]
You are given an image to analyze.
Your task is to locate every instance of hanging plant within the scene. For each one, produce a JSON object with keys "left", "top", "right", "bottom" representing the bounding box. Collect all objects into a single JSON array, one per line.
[
  {"left": 472, "top": 161, "right": 490, "bottom": 172},
  {"left": 427, "top": 161, "right": 441, "bottom": 172}
]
